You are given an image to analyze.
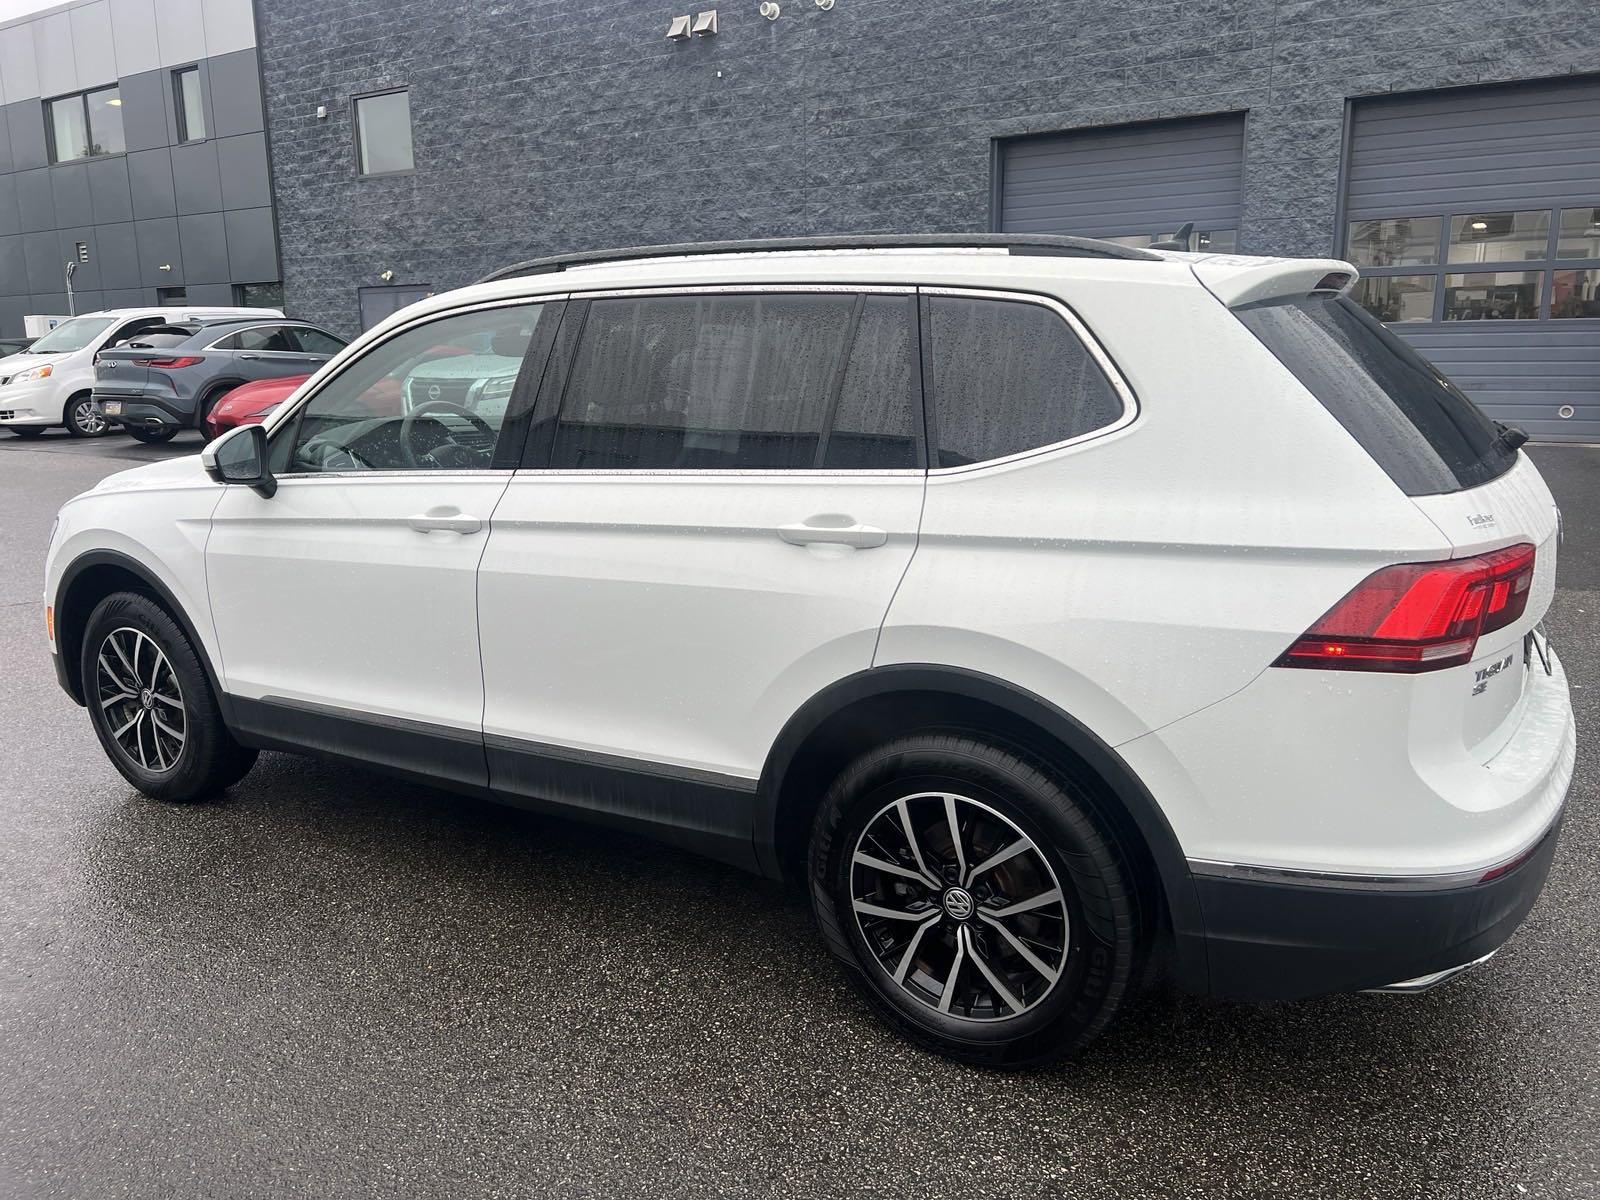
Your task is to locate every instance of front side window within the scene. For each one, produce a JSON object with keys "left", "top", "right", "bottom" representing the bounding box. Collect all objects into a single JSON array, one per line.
[
  {"left": 355, "top": 89, "right": 414, "bottom": 175},
  {"left": 278, "top": 304, "right": 546, "bottom": 474},
  {"left": 46, "top": 86, "right": 124, "bottom": 163},
  {"left": 926, "top": 296, "right": 1123, "bottom": 468},
  {"left": 227, "top": 325, "right": 299, "bottom": 352},
  {"left": 28, "top": 316, "right": 116, "bottom": 353},
  {"left": 291, "top": 328, "right": 348, "bottom": 355},
  {"left": 174, "top": 67, "right": 205, "bottom": 142}
]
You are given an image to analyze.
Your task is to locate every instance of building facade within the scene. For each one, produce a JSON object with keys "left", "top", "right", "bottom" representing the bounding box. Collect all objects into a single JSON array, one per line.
[
  {"left": 0, "top": 0, "right": 280, "bottom": 336},
  {"left": 252, "top": 0, "right": 1600, "bottom": 442}
]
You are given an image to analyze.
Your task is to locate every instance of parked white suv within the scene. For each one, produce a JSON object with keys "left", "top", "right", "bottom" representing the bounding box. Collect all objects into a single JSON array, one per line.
[
  {"left": 42, "top": 237, "right": 1575, "bottom": 1066},
  {"left": 0, "top": 306, "right": 281, "bottom": 438}
]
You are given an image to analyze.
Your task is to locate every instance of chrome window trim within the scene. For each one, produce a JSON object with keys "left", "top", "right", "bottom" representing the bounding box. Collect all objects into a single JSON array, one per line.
[
  {"left": 567, "top": 283, "right": 918, "bottom": 299},
  {"left": 272, "top": 468, "right": 516, "bottom": 482},
  {"left": 512, "top": 468, "right": 926, "bottom": 479},
  {"left": 919, "top": 285, "right": 1139, "bottom": 476},
  {"left": 265, "top": 294, "right": 567, "bottom": 479}
]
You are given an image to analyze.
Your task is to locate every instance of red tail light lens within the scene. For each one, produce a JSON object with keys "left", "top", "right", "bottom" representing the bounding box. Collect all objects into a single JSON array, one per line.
[
  {"left": 1276, "top": 543, "right": 1536, "bottom": 673},
  {"left": 132, "top": 356, "right": 203, "bottom": 368}
]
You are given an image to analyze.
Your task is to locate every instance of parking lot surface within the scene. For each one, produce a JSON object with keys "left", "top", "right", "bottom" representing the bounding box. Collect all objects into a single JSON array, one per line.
[{"left": 1, "top": 429, "right": 1596, "bottom": 1199}]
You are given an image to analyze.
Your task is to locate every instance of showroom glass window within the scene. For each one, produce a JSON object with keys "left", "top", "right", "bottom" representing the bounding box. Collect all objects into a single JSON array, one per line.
[
  {"left": 355, "top": 89, "right": 414, "bottom": 175},
  {"left": 46, "top": 85, "right": 124, "bottom": 163},
  {"left": 548, "top": 292, "right": 921, "bottom": 471},
  {"left": 275, "top": 303, "right": 548, "bottom": 474},
  {"left": 1348, "top": 206, "right": 1600, "bottom": 323},
  {"left": 174, "top": 67, "right": 205, "bottom": 142}
]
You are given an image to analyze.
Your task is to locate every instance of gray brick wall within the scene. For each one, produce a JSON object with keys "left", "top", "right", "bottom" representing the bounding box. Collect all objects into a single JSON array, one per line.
[{"left": 255, "top": 0, "right": 1600, "bottom": 337}]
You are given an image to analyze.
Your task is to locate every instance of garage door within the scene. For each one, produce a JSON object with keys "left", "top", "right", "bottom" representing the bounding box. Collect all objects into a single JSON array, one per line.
[
  {"left": 998, "top": 114, "right": 1245, "bottom": 254},
  {"left": 1343, "top": 77, "right": 1600, "bottom": 442}
]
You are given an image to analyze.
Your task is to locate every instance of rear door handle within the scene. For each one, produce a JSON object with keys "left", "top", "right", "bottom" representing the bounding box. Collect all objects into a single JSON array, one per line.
[
  {"left": 407, "top": 508, "right": 482, "bottom": 535},
  {"left": 238, "top": 353, "right": 263, "bottom": 360},
  {"left": 777, "top": 517, "right": 888, "bottom": 549}
]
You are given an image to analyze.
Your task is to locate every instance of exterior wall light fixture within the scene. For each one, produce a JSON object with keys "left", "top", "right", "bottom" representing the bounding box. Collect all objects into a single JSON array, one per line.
[{"left": 759, "top": 2, "right": 779, "bottom": 19}]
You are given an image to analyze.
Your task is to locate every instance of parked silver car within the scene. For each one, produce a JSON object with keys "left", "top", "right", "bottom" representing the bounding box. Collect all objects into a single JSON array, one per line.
[{"left": 93, "top": 317, "right": 346, "bottom": 443}]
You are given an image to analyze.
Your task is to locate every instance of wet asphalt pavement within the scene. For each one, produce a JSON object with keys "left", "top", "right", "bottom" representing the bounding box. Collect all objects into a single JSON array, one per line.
[{"left": 1, "top": 429, "right": 1596, "bottom": 1200}]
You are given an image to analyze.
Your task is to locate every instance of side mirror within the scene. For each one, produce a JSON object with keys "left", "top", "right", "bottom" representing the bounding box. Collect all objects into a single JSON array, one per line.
[{"left": 202, "top": 424, "right": 277, "bottom": 498}]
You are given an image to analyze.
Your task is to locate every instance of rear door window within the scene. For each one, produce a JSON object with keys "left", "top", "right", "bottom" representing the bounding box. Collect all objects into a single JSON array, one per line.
[
  {"left": 1233, "top": 293, "right": 1517, "bottom": 496},
  {"left": 290, "top": 327, "right": 347, "bottom": 355},
  {"left": 925, "top": 295, "right": 1124, "bottom": 468},
  {"left": 550, "top": 292, "right": 911, "bottom": 471}
]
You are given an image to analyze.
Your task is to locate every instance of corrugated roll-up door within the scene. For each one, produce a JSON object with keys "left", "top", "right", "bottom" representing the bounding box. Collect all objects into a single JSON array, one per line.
[
  {"left": 1344, "top": 78, "right": 1600, "bottom": 442},
  {"left": 998, "top": 114, "right": 1246, "bottom": 253}
]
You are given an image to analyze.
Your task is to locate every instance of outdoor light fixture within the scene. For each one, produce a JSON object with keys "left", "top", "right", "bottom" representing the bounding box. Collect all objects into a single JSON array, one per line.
[
  {"left": 667, "top": 14, "right": 692, "bottom": 37},
  {"left": 105, "top": 97, "right": 121, "bottom": 106},
  {"left": 1471, "top": 220, "right": 1489, "bottom": 230},
  {"left": 379, "top": 269, "right": 395, "bottom": 282},
  {"left": 692, "top": 9, "right": 718, "bottom": 34},
  {"left": 158, "top": 263, "right": 171, "bottom": 271},
  {"left": 816, "top": 0, "right": 835, "bottom": 8},
  {"left": 759, "top": 2, "right": 779, "bottom": 18}
]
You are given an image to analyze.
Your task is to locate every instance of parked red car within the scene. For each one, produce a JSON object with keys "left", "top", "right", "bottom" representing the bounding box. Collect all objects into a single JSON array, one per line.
[{"left": 202, "top": 375, "right": 309, "bottom": 440}]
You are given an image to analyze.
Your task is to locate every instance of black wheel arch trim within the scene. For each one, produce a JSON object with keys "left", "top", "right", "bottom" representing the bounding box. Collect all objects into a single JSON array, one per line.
[
  {"left": 52, "top": 548, "right": 231, "bottom": 723},
  {"left": 754, "top": 663, "right": 1209, "bottom": 990}
]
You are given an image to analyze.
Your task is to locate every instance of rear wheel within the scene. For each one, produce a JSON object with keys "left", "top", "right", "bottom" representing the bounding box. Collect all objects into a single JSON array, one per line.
[
  {"left": 10, "top": 426, "right": 44, "bottom": 439},
  {"left": 126, "top": 425, "right": 178, "bottom": 444},
  {"left": 79, "top": 592, "right": 257, "bottom": 802},
  {"left": 809, "top": 734, "right": 1139, "bottom": 1068},
  {"left": 64, "top": 394, "right": 109, "bottom": 437}
]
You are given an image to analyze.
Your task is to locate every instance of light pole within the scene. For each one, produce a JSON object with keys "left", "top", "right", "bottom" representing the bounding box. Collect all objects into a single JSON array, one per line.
[{"left": 64, "top": 260, "right": 77, "bottom": 316}]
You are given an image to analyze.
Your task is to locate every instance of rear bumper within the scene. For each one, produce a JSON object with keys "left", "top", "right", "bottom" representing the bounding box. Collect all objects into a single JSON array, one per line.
[
  {"left": 94, "top": 396, "right": 191, "bottom": 430},
  {"left": 1186, "top": 813, "right": 1563, "bottom": 1000}
]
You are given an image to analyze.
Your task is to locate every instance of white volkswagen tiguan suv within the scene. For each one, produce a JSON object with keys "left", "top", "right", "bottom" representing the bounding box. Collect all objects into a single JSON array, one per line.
[{"left": 43, "top": 236, "right": 1575, "bottom": 1067}]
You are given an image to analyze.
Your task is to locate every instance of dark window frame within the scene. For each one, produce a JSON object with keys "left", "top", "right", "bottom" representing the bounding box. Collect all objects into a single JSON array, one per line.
[
  {"left": 352, "top": 86, "right": 416, "bottom": 178},
  {"left": 43, "top": 83, "right": 125, "bottom": 164},
  {"left": 1345, "top": 206, "right": 1600, "bottom": 325},
  {"left": 173, "top": 65, "right": 206, "bottom": 143},
  {"left": 529, "top": 287, "right": 929, "bottom": 474}
]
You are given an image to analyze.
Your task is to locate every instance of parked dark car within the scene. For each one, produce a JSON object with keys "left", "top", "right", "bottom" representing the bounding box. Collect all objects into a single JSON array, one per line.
[
  {"left": 93, "top": 317, "right": 346, "bottom": 443},
  {"left": 0, "top": 336, "right": 36, "bottom": 357}
]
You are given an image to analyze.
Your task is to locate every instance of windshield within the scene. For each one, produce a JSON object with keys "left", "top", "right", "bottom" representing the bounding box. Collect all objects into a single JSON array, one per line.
[
  {"left": 28, "top": 316, "right": 117, "bottom": 354},
  {"left": 1233, "top": 293, "right": 1518, "bottom": 496}
]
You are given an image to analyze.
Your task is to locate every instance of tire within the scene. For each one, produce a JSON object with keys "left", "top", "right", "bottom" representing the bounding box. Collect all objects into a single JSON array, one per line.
[
  {"left": 809, "top": 734, "right": 1139, "bottom": 1069},
  {"left": 79, "top": 591, "right": 258, "bottom": 802},
  {"left": 64, "top": 394, "right": 110, "bottom": 438},
  {"left": 10, "top": 426, "right": 44, "bottom": 439},
  {"left": 126, "top": 425, "right": 178, "bottom": 444}
]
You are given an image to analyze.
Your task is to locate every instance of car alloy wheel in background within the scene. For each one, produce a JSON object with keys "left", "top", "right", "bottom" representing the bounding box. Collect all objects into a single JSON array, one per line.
[{"left": 67, "top": 396, "right": 109, "bottom": 437}]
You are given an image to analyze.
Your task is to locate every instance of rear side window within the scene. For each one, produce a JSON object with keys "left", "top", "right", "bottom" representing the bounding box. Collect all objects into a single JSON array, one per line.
[
  {"left": 291, "top": 327, "right": 347, "bottom": 355},
  {"left": 926, "top": 296, "right": 1123, "bottom": 468},
  {"left": 1234, "top": 294, "right": 1517, "bottom": 496},
  {"left": 823, "top": 296, "right": 920, "bottom": 470},
  {"left": 552, "top": 293, "right": 907, "bottom": 471}
]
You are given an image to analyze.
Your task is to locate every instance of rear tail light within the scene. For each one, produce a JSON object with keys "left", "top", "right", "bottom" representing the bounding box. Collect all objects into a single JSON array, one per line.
[
  {"left": 1275, "top": 543, "right": 1536, "bottom": 673},
  {"left": 133, "top": 356, "right": 203, "bottom": 368}
]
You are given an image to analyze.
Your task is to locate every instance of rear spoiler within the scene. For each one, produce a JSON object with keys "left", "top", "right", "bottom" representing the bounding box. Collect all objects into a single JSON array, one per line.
[{"left": 1189, "top": 257, "right": 1357, "bottom": 308}]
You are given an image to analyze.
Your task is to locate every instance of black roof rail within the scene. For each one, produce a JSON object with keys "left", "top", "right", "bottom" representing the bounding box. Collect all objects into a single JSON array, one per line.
[{"left": 476, "top": 233, "right": 1161, "bottom": 284}]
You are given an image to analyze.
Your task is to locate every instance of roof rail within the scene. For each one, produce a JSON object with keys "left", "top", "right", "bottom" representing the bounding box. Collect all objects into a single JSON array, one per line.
[{"left": 476, "top": 233, "right": 1161, "bottom": 284}]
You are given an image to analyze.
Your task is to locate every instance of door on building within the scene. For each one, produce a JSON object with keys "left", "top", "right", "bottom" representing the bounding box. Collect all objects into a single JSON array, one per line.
[
  {"left": 1342, "top": 76, "right": 1600, "bottom": 442},
  {"left": 358, "top": 284, "right": 434, "bottom": 331},
  {"left": 996, "top": 113, "right": 1247, "bottom": 254}
]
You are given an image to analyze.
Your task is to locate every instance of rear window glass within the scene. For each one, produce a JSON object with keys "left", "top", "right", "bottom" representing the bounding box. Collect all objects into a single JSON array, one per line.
[
  {"left": 1234, "top": 294, "right": 1517, "bottom": 496},
  {"left": 123, "top": 328, "right": 197, "bottom": 349},
  {"left": 926, "top": 296, "right": 1123, "bottom": 468}
]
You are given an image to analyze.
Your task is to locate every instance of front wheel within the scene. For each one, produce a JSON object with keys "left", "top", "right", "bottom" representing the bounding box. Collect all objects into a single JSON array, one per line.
[
  {"left": 64, "top": 395, "right": 109, "bottom": 438},
  {"left": 80, "top": 592, "right": 258, "bottom": 801},
  {"left": 809, "top": 734, "right": 1140, "bottom": 1068},
  {"left": 126, "top": 425, "right": 177, "bottom": 444}
]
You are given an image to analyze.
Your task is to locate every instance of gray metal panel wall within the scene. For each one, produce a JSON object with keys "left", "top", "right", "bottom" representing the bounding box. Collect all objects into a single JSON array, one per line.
[{"left": 998, "top": 114, "right": 1245, "bottom": 238}]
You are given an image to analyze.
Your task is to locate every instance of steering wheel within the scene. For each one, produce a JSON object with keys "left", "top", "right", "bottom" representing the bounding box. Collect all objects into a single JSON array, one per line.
[{"left": 399, "top": 399, "right": 497, "bottom": 468}]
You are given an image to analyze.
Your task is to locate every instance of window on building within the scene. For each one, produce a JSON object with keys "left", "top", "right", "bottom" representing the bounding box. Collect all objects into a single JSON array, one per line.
[
  {"left": 354, "top": 89, "right": 414, "bottom": 175},
  {"left": 233, "top": 282, "right": 285, "bottom": 309},
  {"left": 925, "top": 296, "right": 1123, "bottom": 468},
  {"left": 174, "top": 67, "right": 205, "bottom": 142},
  {"left": 46, "top": 85, "right": 124, "bottom": 163},
  {"left": 156, "top": 286, "right": 188, "bottom": 306},
  {"left": 1348, "top": 205, "right": 1600, "bottom": 324}
]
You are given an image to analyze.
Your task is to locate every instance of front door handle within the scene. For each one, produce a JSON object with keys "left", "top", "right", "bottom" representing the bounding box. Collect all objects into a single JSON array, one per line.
[
  {"left": 238, "top": 353, "right": 266, "bottom": 360},
  {"left": 777, "top": 517, "right": 888, "bottom": 549},
  {"left": 407, "top": 507, "right": 482, "bottom": 535}
]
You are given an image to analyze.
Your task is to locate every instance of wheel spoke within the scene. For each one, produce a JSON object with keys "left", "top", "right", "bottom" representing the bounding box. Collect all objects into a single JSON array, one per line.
[
  {"left": 984, "top": 888, "right": 1063, "bottom": 919},
  {"left": 132, "top": 710, "right": 148, "bottom": 767},
  {"left": 99, "top": 689, "right": 136, "bottom": 708},
  {"left": 963, "top": 926, "right": 1025, "bottom": 1015},
  {"left": 943, "top": 794, "right": 967, "bottom": 881},
  {"left": 891, "top": 913, "right": 942, "bottom": 984},
  {"left": 151, "top": 691, "right": 183, "bottom": 711},
  {"left": 852, "top": 850, "right": 933, "bottom": 887},
  {"left": 110, "top": 711, "right": 141, "bottom": 739},
  {"left": 108, "top": 635, "right": 139, "bottom": 688},
  {"left": 98, "top": 652, "right": 137, "bottom": 694},
  {"left": 977, "top": 912, "right": 1061, "bottom": 984},
  {"left": 151, "top": 713, "right": 184, "bottom": 742},
  {"left": 852, "top": 898, "right": 934, "bottom": 923},
  {"left": 895, "top": 798, "right": 940, "bottom": 886},
  {"left": 964, "top": 835, "right": 1034, "bottom": 886},
  {"left": 937, "top": 925, "right": 967, "bottom": 1013}
]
